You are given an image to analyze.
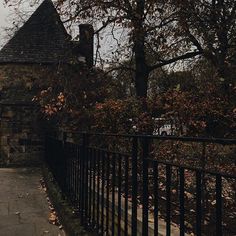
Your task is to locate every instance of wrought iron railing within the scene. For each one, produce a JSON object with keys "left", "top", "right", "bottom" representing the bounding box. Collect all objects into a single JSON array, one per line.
[{"left": 45, "top": 132, "right": 236, "bottom": 236}]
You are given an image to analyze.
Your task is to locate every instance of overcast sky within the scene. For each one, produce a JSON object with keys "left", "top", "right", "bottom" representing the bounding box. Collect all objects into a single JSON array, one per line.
[
  {"left": 0, "top": 0, "right": 10, "bottom": 45},
  {"left": 0, "top": 0, "right": 38, "bottom": 47},
  {"left": 0, "top": 0, "right": 19, "bottom": 47}
]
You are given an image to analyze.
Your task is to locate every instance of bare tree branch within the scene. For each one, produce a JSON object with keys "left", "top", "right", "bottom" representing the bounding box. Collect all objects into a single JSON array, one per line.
[{"left": 149, "top": 51, "right": 202, "bottom": 71}]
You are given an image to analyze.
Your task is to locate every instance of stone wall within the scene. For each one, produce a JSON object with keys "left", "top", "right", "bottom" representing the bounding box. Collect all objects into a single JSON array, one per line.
[
  {"left": 0, "top": 64, "right": 63, "bottom": 102},
  {"left": 0, "top": 63, "right": 85, "bottom": 165},
  {"left": 0, "top": 64, "right": 53, "bottom": 166},
  {"left": 0, "top": 102, "right": 43, "bottom": 166}
]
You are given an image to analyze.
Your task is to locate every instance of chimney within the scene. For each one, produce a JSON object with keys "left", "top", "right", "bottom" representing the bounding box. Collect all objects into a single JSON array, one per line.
[{"left": 79, "top": 24, "right": 94, "bottom": 68}]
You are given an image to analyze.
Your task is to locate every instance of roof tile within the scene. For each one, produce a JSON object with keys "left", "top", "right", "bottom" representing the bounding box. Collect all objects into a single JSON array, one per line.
[{"left": 0, "top": 0, "right": 79, "bottom": 64}]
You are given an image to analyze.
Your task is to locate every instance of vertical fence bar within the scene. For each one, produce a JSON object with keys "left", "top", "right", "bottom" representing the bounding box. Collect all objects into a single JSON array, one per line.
[
  {"left": 68, "top": 143, "right": 72, "bottom": 198},
  {"left": 67, "top": 142, "right": 70, "bottom": 196},
  {"left": 88, "top": 147, "right": 92, "bottom": 226},
  {"left": 106, "top": 153, "right": 110, "bottom": 235},
  {"left": 72, "top": 144, "right": 76, "bottom": 203},
  {"left": 101, "top": 151, "right": 105, "bottom": 235},
  {"left": 216, "top": 175, "right": 222, "bottom": 236},
  {"left": 131, "top": 137, "right": 138, "bottom": 236},
  {"left": 124, "top": 155, "right": 129, "bottom": 236},
  {"left": 179, "top": 167, "right": 185, "bottom": 236},
  {"left": 111, "top": 153, "right": 116, "bottom": 236},
  {"left": 44, "top": 135, "right": 48, "bottom": 163},
  {"left": 142, "top": 138, "right": 149, "bottom": 235},
  {"left": 75, "top": 146, "right": 78, "bottom": 204},
  {"left": 74, "top": 144, "right": 78, "bottom": 203},
  {"left": 75, "top": 145, "right": 79, "bottom": 204},
  {"left": 90, "top": 148, "right": 94, "bottom": 227},
  {"left": 85, "top": 134, "right": 89, "bottom": 227},
  {"left": 80, "top": 135, "right": 85, "bottom": 225},
  {"left": 196, "top": 171, "right": 202, "bottom": 236},
  {"left": 166, "top": 165, "right": 172, "bottom": 236},
  {"left": 72, "top": 144, "right": 75, "bottom": 200},
  {"left": 92, "top": 148, "right": 96, "bottom": 228},
  {"left": 96, "top": 149, "right": 101, "bottom": 233},
  {"left": 78, "top": 145, "right": 82, "bottom": 213},
  {"left": 62, "top": 132, "right": 67, "bottom": 194},
  {"left": 55, "top": 139, "right": 60, "bottom": 188},
  {"left": 153, "top": 161, "right": 159, "bottom": 236},
  {"left": 117, "top": 154, "right": 122, "bottom": 236}
]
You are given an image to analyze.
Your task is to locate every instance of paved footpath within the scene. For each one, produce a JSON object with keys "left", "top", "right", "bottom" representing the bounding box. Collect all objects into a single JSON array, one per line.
[{"left": 0, "top": 168, "right": 66, "bottom": 236}]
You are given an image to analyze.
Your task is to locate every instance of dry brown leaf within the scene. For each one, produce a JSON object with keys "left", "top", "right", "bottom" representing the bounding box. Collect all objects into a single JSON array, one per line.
[{"left": 48, "top": 211, "right": 58, "bottom": 225}]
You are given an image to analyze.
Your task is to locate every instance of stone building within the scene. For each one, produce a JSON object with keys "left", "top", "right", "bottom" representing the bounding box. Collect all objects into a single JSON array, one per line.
[{"left": 0, "top": 0, "right": 94, "bottom": 166}]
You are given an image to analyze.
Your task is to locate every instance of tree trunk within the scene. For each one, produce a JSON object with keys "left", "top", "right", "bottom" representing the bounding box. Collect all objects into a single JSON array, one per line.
[
  {"left": 135, "top": 58, "right": 149, "bottom": 98},
  {"left": 217, "top": 63, "right": 234, "bottom": 101},
  {"left": 133, "top": 0, "right": 149, "bottom": 98}
]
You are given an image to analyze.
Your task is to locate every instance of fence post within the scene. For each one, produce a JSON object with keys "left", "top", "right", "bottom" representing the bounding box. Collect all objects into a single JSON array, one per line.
[
  {"left": 131, "top": 136, "right": 138, "bottom": 236},
  {"left": 62, "top": 132, "right": 67, "bottom": 145},
  {"left": 80, "top": 133, "right": 89, "bottom": 226},
  {"left": 142, "top": 137, "right": 149, "bottom": 235},
  {"left": 62, "top": 132, "right": 67, "bottom": 195},
  {"left": 44, "top": 134, "right": 48, "bottom": 163},
  {"left": 84, "top": 133, "right": 90, "bottom": 228}
]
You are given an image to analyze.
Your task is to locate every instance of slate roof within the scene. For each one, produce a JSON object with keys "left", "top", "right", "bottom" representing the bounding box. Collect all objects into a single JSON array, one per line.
[{"left": 0, "top": 0, "right": 80, "bottom": 64}]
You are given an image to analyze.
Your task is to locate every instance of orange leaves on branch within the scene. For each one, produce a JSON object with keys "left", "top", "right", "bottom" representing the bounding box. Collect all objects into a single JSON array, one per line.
[{"left": 33, "top": 88, "right": 66, "bottom": 118}]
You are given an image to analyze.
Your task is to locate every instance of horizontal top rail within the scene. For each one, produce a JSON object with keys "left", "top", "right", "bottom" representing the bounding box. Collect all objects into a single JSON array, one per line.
[
  {"left": 148, "top": 158, "right": 236, "bottom": 179},
  {"left": 47, "top": 135, "right": 236, "bottom": 178},
  {"left": 62, "top": 131, "right": 236, "bottom": 145}
]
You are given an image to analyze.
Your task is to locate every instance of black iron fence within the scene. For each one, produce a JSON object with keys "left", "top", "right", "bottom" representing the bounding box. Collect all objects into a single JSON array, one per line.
[{"left": 45, "top": 133, "right": 236, "bottom": 236}]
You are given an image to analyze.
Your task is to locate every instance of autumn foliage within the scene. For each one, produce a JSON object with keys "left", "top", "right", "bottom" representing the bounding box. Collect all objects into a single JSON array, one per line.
[{"left": 34, "top": 66, "right": 235, "bottom": 138}]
